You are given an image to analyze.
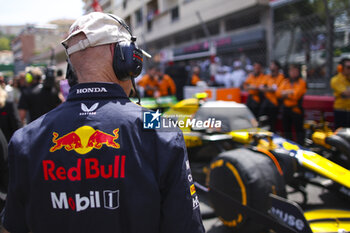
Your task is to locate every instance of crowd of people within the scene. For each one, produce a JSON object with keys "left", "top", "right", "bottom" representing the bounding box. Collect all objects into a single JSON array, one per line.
[
  {"left": 1, "top": 56, "right": 349, "bottom": 147},
  {"left": 134, "top": 60, "right": 307, "bottom": 144},
  {"left": 134, "top": 57, "right": 350, "bottom": 145},
  {"left": 234, "top": 60, "right": 306, "bottom": 145},
  {"left": 0, "top": 67, "right": 64, "bottom": 141}
]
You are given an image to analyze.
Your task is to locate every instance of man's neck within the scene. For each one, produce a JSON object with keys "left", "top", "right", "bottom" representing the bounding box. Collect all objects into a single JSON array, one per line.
[{"left": 77, "top": 69, "right": 118, "bottom": 84}]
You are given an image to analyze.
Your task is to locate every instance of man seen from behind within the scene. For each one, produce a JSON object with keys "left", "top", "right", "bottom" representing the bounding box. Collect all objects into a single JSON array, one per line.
[{"left": 2, "top": 12, "right": 205, "bottom": 233}]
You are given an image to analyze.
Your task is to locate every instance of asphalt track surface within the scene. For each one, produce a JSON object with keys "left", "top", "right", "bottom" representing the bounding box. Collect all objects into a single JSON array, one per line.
[{"left": 200, "top": 177, "right": 350, "bottom": 233}]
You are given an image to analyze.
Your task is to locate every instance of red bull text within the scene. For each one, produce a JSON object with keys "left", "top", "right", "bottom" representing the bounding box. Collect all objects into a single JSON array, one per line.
[{"left": 43, "top": 155, "right": 126, "bottom": 181}]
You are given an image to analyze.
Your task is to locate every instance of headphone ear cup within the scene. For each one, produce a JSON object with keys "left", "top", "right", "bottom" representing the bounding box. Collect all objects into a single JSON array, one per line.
[
  {"left": 25, "top": 72, "right": 33, "bottom": 83},
  {"left": 66, "top": 62, "right": 78, "bottom": 87},
  {"left": 113, "top": 42, "right": 143, "bottom": 81}
]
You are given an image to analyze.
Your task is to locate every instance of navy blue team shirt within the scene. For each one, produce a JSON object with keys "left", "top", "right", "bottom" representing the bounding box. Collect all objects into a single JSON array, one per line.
[{"left": 3, "top": 82, "right": 205, "bottom": 233}]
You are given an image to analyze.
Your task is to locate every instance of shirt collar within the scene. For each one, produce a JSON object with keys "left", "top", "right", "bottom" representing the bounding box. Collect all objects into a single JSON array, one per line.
[{"left": 66, "top": 82, "right": 129, "bottom": 101}]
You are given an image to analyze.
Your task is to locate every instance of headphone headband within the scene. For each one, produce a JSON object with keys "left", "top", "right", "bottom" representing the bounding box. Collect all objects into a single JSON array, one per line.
[
  {"left": 107, "top": 14, "right": 151, "bottom": 59},
  {"left": 108, "top": 14, "right": 133, "bottom": 36}
]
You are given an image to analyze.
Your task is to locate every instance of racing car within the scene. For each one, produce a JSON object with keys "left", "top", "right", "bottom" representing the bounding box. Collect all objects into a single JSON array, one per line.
[
  {"left": 304, "top": 119, "right": 350, "bottom": 169},
  {"left": 162, "top": 94, "right": 350, "bottom": 233},
  {"left": 131, "top": 95, "right": 177, "bottom": 112}
]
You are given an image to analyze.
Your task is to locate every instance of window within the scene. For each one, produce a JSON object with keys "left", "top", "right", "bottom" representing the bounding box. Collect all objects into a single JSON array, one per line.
[
  {"left": 171, "top": 6, "right": 179, "bottom": 22},
  {"left": 123, "top": 0, "right": 127, "bottom": 9},
  {"left": 194, "top": 22, "right": 220, "bottom": 38},
  {"left": 208, "top": 22, "right": 219, "bottom": 36},
  {"left": 147, "top": 21, "right": 152, "bottom": 32},
  {"left": 225, "top": 13, "right": 260, "bottom": 32},
  {"left": 146, "top": 0, "right": 159, "bottom": 32},
  {"left": 174, "top": 32, "right": 191, "bottom": 45},
  {"left": 135, "top": 8, "right": 143, "bottom": 27}
]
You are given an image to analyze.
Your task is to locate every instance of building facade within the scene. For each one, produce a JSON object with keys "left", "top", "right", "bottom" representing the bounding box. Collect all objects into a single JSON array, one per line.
[
  {"left": 0, "top": 51, "right": 13, "bottom": 65},
  {"left": 83, "top": 0, "right": 114, "bottom": 13},
  {"left": 108, "top": 0, "right": 271, "bottom": 67},
  {"left": 11, "top": 23, "right": 72, "bottom": 73}
]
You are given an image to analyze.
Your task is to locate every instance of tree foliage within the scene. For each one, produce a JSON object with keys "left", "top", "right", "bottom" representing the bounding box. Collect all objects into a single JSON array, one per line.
[
  {"left": 275, "top": 0, "right": 350, "bottom": 21},
  {"left": 274, "top": 0, "right": 314, "bottom": 22},
  {"left": 0, "top": 37, "right": 11, "bottom": 51}
]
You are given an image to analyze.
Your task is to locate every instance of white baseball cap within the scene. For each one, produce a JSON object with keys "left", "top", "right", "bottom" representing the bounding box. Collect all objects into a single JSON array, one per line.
[{"left": 62, "top": 12, "right": 151, "bottom": 58}]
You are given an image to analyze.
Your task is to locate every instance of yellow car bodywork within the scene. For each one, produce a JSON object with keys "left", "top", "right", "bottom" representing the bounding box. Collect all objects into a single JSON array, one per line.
[
  {"left": 305, "top": 209, "right": 350, "bottom": 233},
  {"left": 164, "top": 96, "right": 350, "bottom": 232}
]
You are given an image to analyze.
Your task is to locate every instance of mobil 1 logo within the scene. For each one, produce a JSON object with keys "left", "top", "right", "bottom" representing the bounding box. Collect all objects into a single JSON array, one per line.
[
  {"left": 51, "top": 189, "right": 120, "bottom": 212},
  {"left": 104, "top": 190, "right": 119, "bottom": 209}
]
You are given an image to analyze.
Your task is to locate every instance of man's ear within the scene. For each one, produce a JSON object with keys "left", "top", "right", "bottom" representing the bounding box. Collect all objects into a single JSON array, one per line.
[{"left": 110, "top": 43, "right": 115, "bottom": 57}]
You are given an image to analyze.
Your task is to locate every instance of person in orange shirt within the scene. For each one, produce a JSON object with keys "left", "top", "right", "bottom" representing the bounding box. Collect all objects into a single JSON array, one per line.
[
  {"left": 191, "top": 66, "right": 201, "bottom": 86},
  {"left": 155, "top": 67, "right": 176, "bottom": 97},
  {"left": 259, "top": 60, "right": 285, "bottom": 132},
  {"left": 276, "top": 64, "right": 307, "bottom": 145},
  {"left": 137, "top": 66, "right": 159, "bottom": 97},
  {"left": 243, "top": 61, "right": 265, "bottom": 117}
]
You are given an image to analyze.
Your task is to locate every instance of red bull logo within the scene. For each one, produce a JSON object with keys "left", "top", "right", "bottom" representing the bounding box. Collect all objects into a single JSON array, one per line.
[
  {"left": 50, "top": 132, "right": 83, "bottom": 152},
  {"left": 50, "top": 126, "right": 120, "bottom": 154}
]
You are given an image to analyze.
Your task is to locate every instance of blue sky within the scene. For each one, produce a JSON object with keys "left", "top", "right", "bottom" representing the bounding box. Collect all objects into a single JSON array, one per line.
[{"left": 0, "top": 0, "right": 84, "bottom": 25}]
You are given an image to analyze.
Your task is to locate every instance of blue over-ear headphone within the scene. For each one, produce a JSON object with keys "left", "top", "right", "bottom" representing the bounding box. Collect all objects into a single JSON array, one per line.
[
  {"left": 113, "top": 37, "right": 143, "bottom": 81},
  {"left": 109, "top": 14, "right": 143, "bottom": 81}
]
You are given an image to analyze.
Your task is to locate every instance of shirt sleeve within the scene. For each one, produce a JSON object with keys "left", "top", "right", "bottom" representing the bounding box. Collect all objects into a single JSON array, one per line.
[
  {"left": 137, "top": 75, "right": 148, "bottom": 87},
  {"left": 260, "top": 75, "right": 268, "bottom": 86},
  {"left": 167, "top": 76, "right": 176, "bottom": 95},
  {"left": 8, "top": 102, "right": 21, "bottom": 133},
  {"left": 243, "top": 74, "right": 251, "bottom": 86},
  {"left": 51, "top": 90, "right": 62, "bottom": 108},
  {"left": 17, "top": 91, "right": 30, "bottom": 111},
  {"left": 289, "top": 79, "right": 307, "bottom": 101},
  {"left": 331, "top": 76, "right": 346, "bottom": 98},
  {"left": 2, "top": 134, "right": 30, "bottom": 233},
  {"left": 276, "top": 79, "right": 287, "bottom": 98},
  {"left": 158, "top": 131, "right": 205, "bottom": 233},
  {"left": 276, "top": 74, "right": 285, "bottom": 87}
]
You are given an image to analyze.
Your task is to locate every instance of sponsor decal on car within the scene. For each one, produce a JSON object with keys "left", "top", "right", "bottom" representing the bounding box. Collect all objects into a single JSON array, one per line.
[{"left": 270, "top": 207, "right": 305, "bottom": 231}]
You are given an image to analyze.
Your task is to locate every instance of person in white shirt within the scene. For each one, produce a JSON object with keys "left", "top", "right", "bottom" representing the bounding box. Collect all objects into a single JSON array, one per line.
[{"left": 228, "top": 61, "right": 246, "bottom": 89}]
